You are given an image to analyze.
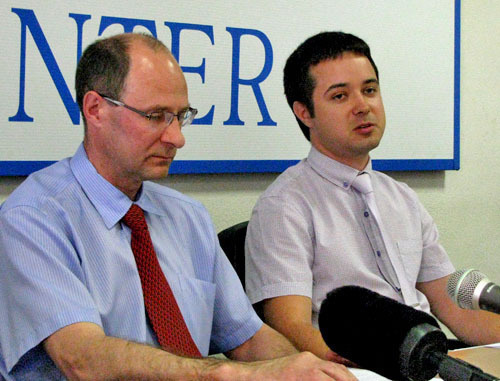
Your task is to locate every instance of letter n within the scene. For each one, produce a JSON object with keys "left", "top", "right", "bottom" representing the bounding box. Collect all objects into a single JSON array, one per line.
[{"left": 9, "top": 8, "right": 89, "bottom": 124}]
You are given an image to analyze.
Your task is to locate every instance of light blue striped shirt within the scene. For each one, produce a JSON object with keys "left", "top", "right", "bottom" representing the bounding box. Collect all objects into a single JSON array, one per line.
[{"left": 0, "top": 144, "right": 262, "bottom": 380}]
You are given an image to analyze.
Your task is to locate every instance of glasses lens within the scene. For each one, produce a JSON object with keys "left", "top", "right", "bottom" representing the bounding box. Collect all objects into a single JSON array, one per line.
[
  {"left": 148, "top": 111, "right": 166, "bottom": 124},
  {"left": 181, "top": 108, "right": 197, "bottom": 126},
  {"left": 161, "top": 111, "right": 174, "bottom": 125}
]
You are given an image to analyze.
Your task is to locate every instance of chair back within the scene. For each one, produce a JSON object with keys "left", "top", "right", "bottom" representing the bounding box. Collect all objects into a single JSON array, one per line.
[{"left": 217, "top": 221, "right": 248, "bottom": 289}]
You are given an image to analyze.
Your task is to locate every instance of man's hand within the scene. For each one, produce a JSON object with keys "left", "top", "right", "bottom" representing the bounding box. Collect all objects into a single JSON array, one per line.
[
  {"left": 212, "top": 351, "right": 357, "bottom": 381},
  {"left": 221, "top": 323, "right": 357, "bottom": 380}
]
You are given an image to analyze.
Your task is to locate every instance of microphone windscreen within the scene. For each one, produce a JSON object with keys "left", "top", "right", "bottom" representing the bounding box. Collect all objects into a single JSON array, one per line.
[{"left": 319, "top": 286, "right": 440, "bottom": 380}]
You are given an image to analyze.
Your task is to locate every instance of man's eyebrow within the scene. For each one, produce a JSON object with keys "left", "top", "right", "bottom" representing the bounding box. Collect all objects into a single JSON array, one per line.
[
  {"left": 324, "top": 78, "right": 379, "bottom": 96},
  {"left": 364, "top": 78, "right": 379, "bottom": 85},
  {"left": 324, "top": 82, "right": 347, "bottom": 96},
  {"left": 149, "top": 104, "right": 191, "bottom": 112}
]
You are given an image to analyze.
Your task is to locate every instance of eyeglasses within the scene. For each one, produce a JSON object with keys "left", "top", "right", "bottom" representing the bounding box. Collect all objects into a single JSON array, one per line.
[{"left": 98, "top": 93, "right": 198, "bottom": 127}]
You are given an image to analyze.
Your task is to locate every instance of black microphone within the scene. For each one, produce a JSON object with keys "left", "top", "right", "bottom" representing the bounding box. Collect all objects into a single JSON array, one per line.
[
  {"left": 447, "top": 269, "right": 500, "bottom": 314},
  {"left": 319, "top": 286, "right": 498, "bottom": 381}
]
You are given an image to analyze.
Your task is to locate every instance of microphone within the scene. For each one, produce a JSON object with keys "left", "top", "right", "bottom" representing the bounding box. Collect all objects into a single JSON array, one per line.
[
  {"left": 319, "top": 286, "right": 498, "bottom": 381},
  {"left": 447, "top": 269, "right": 500, "bottom": 314}
]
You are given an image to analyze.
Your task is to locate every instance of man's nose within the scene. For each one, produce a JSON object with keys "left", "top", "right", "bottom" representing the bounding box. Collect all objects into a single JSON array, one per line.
[
  {"left": 160, "top": 118, "right": 185, "bottom": 148},
  {"left": 352, "top": 93, "right": 370, "bottom": 115}
]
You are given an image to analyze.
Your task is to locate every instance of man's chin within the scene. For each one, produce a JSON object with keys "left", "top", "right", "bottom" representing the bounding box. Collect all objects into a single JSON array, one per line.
[
  {"left": 358, "top": 135, "right": 382, "bottom": 152},
  {"left": 143, "top": 164, "right": 171, "bottom": 181}
]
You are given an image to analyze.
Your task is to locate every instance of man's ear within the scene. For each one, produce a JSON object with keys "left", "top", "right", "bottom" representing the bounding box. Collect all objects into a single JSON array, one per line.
[
  {"left": 82, "top": 91, "right": 106, "bottom": 127},
  {"left": 292, "top": 101, "right": 314, "bottom": 129}
]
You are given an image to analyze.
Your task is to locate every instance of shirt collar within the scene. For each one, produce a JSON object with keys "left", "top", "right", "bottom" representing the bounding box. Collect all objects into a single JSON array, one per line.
[
  {"left": 306, "top": 146, "right": 373, "bottom": 191},
  {"left": 69, "top": 144, "right": 164, "bottom": 229},
  {"left": 135, "top": 186, "right": 165, "bottom": 218}
]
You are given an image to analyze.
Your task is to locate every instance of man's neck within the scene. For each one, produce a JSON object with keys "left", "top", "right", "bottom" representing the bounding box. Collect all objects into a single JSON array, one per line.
[
  {"left": 83, "top": 142, "right": 141, "bottom": 201},
  {"left": 312, "top": 144, "right": 370, "bottom": 171}
]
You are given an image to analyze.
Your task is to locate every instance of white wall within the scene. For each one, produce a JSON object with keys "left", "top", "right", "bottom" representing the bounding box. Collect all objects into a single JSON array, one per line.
[{"left": 1, "top": 0, "right": 499, "bottom": 282}]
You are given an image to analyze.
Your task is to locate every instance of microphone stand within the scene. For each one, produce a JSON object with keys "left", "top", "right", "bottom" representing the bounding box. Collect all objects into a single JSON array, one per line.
[
  {"left": 399, "top": 324, "right": 498, "bottom": 381},
  {"left": 426, "top": 352, "right": 498, "bottom": 381}
]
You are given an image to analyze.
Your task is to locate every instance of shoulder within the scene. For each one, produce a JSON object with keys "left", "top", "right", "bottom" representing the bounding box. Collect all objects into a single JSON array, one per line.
[
  {"left": 371, "top": 170, "right": 423, "bottom": 213},
  {"left": 143, "top": 181, "right": 204, "bottom": 208},
  {"left": 259, "top": 160, "right": 310, "bottom": 199},
  {"left": 371, "top": 170, "right": 417, "bottom": 196},
  {"left": 142, "top": 181, "right": 210, "bottom": 219},
  {"left": 1, "top": 159, "right": 74, "bottom": 214},
  {"left": 252, "top": 160, "right": 319, "bottom": 221}
]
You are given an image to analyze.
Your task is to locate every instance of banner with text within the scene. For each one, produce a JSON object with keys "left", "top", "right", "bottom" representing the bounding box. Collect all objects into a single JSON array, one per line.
[{"left": 0, "top": 0, "right": 459, "bottom": 175}]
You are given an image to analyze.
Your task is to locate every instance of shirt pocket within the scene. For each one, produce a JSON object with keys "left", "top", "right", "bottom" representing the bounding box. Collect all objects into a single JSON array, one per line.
[
  {"left": 396, "top": 239, "right": 423, "bottom": 286},
  {"left": 175, "top": 274, "right": 216, "bottom": 354}
]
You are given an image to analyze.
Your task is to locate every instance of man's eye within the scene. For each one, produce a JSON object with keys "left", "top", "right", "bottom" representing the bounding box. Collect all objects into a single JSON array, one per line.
[
  {"left": 332, "top": 93, "right": 345, "bottom": 101},
  {"left": 364, "top": 87, "right": 378, "bottom": 95},
  {"left": 149, "top": 112, "right": 165, "bottom": 122}
]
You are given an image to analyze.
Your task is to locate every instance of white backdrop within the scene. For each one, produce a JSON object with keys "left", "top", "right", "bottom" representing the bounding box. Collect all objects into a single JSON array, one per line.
[{"left": 0, "top": 0, "right": 458, "bottom": 174}]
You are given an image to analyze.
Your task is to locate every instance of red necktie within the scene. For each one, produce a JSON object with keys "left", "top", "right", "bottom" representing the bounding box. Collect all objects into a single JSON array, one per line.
[{"left": 122, "top": 204, "right": 201, "bottom": 357}]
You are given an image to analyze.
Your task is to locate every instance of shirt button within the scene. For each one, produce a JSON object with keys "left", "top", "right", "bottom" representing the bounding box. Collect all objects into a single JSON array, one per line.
[
  {"left": 364, "top": 211, "right": 369, "bottom": 217},
  {"left": 376, "top": 250, "right": 381, "bottom": 257},
  {"left": 343, "top": 182, "right": 349, "bottom": 188}
]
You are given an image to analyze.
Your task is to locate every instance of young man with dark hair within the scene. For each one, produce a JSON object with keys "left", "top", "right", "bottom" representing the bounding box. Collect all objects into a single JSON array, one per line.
[{"left": 245, "top": 31, "right": 500, "bottom": 363}]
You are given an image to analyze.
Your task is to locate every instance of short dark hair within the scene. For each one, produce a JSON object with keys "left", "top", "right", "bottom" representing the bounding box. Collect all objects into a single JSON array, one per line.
[
  {"left": 75, "top": 33, "right": 168, "bottom": 129},
  {"left": 283, "top": 31, "right": 378, "bottom": 140}
]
